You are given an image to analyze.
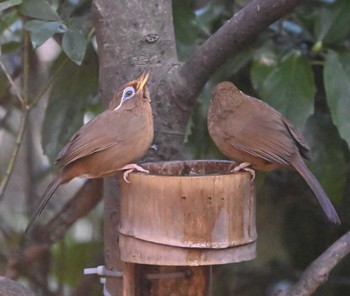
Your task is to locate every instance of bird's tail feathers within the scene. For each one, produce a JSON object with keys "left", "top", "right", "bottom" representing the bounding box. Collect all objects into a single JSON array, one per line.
[
  {"left": 293, "top": 157, "right": 340, "bottom": 225},
  {"left": 25, "top": 177, "right": 62, "bottom": 235}
]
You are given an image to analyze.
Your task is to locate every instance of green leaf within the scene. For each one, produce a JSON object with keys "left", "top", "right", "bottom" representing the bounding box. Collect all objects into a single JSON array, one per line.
[
  {"left": 250, "top": 42, "right": 277, "bottom": 90},
  {"left": 62, "top": 28, "right": 87, "bottom": 65},
  {"left": 305, "top": 113, "right": 346, "bottom": 203},
  {"left": 0, "top": 10, "right": 20, "bottom": 36},
  {"left": 314, "top": 0, "right": 350, "bottom": 44},
  {"left": 19, "top": 0, "right": 60, "bottom": 21},
  {"left": 42, "top": 48, "right": 98, "bottom": 162},
  {"left": 324, "top": 50, "right": 350, "bottom": 148},
  {"left": 0, "top": 0, "right": 22, "bottom": 11},
  {"left": 24, "top": 20, "right": 67, "bottom": 48},
  {"left": 251, "top": 51, "right": 316, "bottom": 129}
]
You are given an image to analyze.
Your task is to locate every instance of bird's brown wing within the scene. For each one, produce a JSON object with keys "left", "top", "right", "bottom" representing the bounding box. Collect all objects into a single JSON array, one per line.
[
  {"left": 282, "top": 118, "right": 311, "bottom": 160},
  {"left": 224, "top": 97, "right": 299, "bottom": 167},
  {"left": 57, "top": 110, "right": 137, "bottom": 167}
]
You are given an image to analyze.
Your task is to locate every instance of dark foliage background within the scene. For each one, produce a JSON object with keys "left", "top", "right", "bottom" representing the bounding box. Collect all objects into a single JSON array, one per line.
[{"left": 0, "top": 0, "right": 349, "bottom": 295}]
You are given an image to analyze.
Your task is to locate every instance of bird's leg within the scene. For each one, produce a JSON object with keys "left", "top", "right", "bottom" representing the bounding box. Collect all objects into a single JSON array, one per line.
[
  {"left": 121, "top": 163, "right": 149, "bottom": 183},
  {"left": 231, "top": 162, "right": 255, "bottom": 182}
]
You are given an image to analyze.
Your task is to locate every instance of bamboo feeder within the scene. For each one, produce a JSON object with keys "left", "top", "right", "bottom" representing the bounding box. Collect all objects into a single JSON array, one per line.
[{"left": 119, "top": 160, "right": 256, "bottom": 266}]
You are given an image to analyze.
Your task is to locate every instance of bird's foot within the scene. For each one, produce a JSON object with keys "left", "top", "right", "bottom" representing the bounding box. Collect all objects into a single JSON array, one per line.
[
  {"left": 231, "top": 162, "right": 255, "bottom": 182},
  {"left": 121, "top": 163, "right": 149, "bottom": 183}
]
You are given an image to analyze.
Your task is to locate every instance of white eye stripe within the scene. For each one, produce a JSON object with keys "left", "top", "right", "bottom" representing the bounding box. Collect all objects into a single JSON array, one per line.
[
  {"left": 114, "top": 86, "right": 136, "bottom": 111},
  {"left": 122, "top": 86, "right": 135, "bottom": 100}
]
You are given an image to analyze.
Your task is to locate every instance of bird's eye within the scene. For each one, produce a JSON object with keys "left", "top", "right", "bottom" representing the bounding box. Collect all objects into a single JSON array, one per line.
[{"left": 121, "top": 86, "right": 136, "bottom": 101}]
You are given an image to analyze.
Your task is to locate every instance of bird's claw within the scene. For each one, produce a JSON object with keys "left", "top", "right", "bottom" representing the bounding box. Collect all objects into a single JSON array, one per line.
[
  {"left": 121, "top": 164, "right": 149, "bottom": 183},
  {"left": 231, "top": 162, "right": 255, "bottom": 182}
]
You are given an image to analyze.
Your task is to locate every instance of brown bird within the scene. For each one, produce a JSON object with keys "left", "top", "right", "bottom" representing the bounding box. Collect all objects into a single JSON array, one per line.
[
  {"left": 208, "top": 81, "right": 340, "bottom": 225},
  {"left": 26, "top": 70, "right": 154, "bottom": 232}
]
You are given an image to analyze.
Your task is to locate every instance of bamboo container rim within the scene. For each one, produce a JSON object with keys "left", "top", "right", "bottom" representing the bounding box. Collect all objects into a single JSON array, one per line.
[{"left": 134, "top": 159, "right": 240, "bottom": 177}]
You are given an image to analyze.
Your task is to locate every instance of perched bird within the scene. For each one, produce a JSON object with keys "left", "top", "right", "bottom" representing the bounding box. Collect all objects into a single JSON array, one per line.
[
  {"left": 26, "top": 70, "right": 154, "bottom": 232},
  {"left": 207, "top": 81, "right": 340, "bottom": 225}
]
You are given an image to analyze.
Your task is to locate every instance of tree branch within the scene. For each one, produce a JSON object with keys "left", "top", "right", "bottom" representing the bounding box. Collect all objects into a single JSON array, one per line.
[
  {"left": 46, "top": 179, "right": 103, "bottom": 241},
  {"left": 0, "top": 111, "right": 28, "bottom": 200},
  {"left": 0, "top": 32, "right": 33, "bottom": 200},
  {"left": 276, "top": 231, "right": 350, "bottom": 296},
  {"left": 0, "top": 58, "right": 26, "bottom": 108},
  {"left": 5, "top": 179, "right": 103, "bottom": 279},
  {"left": 176, "top": 0, "right": 303, "bottom": 102}
]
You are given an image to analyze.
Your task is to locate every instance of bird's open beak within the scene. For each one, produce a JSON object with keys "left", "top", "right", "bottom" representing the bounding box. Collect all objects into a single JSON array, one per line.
[{"left": 136, "top": 70, "right": 151, "bottom": 92}]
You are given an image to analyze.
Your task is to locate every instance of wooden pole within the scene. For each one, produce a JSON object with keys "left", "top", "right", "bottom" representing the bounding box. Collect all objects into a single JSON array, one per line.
[
  {"left": 103, "top": 177, "right": 123, "bottom": 295},
  {"left": 123, "top": 262, "right": 136, "bottom": 296}
]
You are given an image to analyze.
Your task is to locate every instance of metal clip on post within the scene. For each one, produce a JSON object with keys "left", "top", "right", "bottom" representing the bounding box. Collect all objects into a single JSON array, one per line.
[{"left": 84, "top": 265, "right": 123, "bottom": 296}]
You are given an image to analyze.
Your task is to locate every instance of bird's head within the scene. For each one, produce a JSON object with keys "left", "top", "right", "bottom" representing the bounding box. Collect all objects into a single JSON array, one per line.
[
  {"left": 210, "top": 81, "right": 243, "bottom": 110},
  {"left": 109, "top": 70, "right": 151, "bottom": 111},
  {"left": 212, "top": 81, "right": 240, "bottom": 99}
]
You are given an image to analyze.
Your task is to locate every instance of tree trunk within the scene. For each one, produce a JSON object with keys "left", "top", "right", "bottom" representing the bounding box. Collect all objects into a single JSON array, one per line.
[{"left": 93, "top": 0, "right": 193, "bottom": 294}]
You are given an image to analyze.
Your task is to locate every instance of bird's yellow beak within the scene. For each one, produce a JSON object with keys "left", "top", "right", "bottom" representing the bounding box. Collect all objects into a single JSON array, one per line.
[{"left": 136, "top": 69, "right": 151, "bottom": 92}]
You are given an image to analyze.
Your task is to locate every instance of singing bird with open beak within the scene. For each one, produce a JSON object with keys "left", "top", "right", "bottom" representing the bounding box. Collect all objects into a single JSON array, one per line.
[
  {"left": 208, "top": 81, "right": 340, "bottom": 225},
  {"left": 26, "top": 70, "right": 153, "bottom": 232}
]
